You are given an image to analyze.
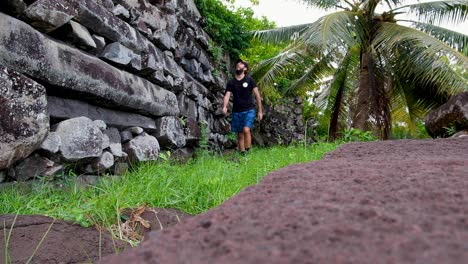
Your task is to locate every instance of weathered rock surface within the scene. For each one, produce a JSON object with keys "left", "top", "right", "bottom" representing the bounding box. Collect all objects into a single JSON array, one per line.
[
  {"left": 178, "top": 94, "right": 199, "bottom": 120},
  {"left": 172, "top": 147, "right": 195, "bottom": 163},
  {"left": 99, "top": 42, "right": 142, "bottom": 70},
  {"left": 104, "top": 128, "right": 126, "bottom": 157},
  {"left": 47, "top": 96, "right": 158, "bottom": 132},
  {"left": 23, "top": 0, "right": 79, "bottom": 32},
  {"left": 184, "top": 118, "right": 202, "bottom": 147},
  {"left": 0, "top": 13, "right": 179, "bottom": 117},
  {"left": 0, "top": 170, "right": 6, "bottom": 183},
  {"left": 128, "top": 127, "right": 144, "bottom": 136},
  {"left": 153, "top": 116, "right": 187, "bottom": 149},
  {"left": 425, "top": 92, "right": 468, "bottom": 138},
  {"left": 67, "top": 20, "right": 97, "bottom": 50},
  {"left": 8, "top": 153, "right": 57, "bottom": 181},
  {"left": 253, "top": 97, "right": 305, "bottom": 147},
  {"left": 0, "top": 65, "right": 49, "bottom": 170},
  {"left": 82, "top": 151, "right": 114, "bottom": 175},
  {"left": 93, "top": 120, "right": 107, "bottom": 131},
  {"left": 112, "top": 4, "right": 130, "bottom": 20},
  {"left": 39, "top": 132, "right": 61, "bottom": 154},
  {"left": 123, "top": 133, "right": 160, "bottom": 163},
  {"left": 53, "top": 117, "right": 104, "bottom": 162},
  {"left": 120, "top": 130, "right": 133, "bottom": 143}
]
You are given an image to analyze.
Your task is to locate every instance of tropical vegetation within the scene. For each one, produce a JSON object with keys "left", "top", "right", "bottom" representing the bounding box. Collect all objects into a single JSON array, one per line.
[
  {"left": 195, "top": 0, "right": 275, "bottom": 59},
  {"left": 253, "top": 0, "right": 468, "bottom": 140}
]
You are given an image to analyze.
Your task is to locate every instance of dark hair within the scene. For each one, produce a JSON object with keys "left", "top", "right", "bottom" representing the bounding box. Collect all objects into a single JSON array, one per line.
[{"left": 235, "top": 59, "right": 249, "bottom": 72}]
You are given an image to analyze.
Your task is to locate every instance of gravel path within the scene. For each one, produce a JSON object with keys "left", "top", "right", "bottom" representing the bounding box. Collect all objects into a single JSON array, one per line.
[{"left": 102, "top": 138, "right": 468, "bottom": 264}]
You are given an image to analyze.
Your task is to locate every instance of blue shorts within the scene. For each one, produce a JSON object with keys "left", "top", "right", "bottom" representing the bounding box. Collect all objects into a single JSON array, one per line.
[{"left": 231, "top": 109, "right": 255, "bottom": 133}]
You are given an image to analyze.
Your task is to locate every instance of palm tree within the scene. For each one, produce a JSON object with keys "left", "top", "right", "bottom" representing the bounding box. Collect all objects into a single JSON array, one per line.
[{"left": 252, "top": 0, "right": 468, "bottom": 140}]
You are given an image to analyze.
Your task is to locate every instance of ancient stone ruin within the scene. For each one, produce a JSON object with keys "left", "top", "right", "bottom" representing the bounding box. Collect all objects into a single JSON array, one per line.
[
  {"left": 0, "top": 0, "right": 235, "bottom": 182},
  {"left": 0, "top": 0, "right": 305, "bottom": 183}
]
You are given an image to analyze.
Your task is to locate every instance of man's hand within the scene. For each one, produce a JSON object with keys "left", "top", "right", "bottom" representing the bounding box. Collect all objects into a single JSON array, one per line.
[
  {"left": 222, "top": 92, "right": 231, "bottom": 116},
  {"left": 253, "top": 87, "right": 263, "bottom": 122}
]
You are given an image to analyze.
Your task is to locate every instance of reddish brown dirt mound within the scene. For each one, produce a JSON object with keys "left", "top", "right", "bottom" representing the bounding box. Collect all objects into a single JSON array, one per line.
[
  {"left": 0, "top": 215, "right": 128, "bottom": 264},
  {"left": 0, "top": 208, "right": 191, "bottom": 263},
  {"left": 102, "top": 138, "right": 468, "bottom": 264}
]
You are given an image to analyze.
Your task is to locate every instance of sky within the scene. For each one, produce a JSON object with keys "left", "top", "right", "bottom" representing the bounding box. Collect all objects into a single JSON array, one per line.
[{"left": 232, "top": 0, "right": 468, "bottom": 34}]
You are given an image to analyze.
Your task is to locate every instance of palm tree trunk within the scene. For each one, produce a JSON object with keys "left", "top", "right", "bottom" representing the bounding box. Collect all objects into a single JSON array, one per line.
[
  {"left": 328, "top": 81, "right": 345, "bottom": 142},
  {"left": 352, "top": 50, "right": 373, "bottom": 131}
]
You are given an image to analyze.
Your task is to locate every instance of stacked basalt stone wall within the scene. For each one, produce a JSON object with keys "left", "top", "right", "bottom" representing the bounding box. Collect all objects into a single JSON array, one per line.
[
  {"left": 252, "top": 97, "right": 305, "bottom": 147},
  {"left": 0, "top": 0, "right": 234, "bottom": 182}
]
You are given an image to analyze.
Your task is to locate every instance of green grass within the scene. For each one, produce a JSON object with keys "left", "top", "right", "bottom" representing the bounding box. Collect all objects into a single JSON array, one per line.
[{"left": 0, "top": 143, "right": 337, "bottom": 231}]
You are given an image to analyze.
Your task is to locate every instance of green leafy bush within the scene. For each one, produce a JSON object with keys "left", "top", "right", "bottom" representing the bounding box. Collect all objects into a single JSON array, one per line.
[
  {"left": 195, "top": 0, "right": 275, "bottom": 59},
  {"left": 343, "top": 128, "right": 377, "bottom": 142}
]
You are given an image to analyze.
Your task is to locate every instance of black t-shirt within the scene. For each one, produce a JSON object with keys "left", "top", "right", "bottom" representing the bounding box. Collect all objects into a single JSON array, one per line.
[{"left": 225, "top": 75, "right": 257, "bottom": 113}]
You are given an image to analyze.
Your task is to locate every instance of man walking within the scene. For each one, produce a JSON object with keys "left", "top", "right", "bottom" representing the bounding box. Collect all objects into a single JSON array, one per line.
[{"left": 222, "top": 59, "right": 263, "bottom": 155}]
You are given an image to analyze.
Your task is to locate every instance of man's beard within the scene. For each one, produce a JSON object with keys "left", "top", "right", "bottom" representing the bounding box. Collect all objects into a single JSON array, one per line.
[{"left": 235, "top": 69, "right": 244, "bottom": 75}]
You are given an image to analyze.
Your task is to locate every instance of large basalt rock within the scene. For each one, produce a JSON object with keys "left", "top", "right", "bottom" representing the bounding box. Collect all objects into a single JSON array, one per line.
[
  {"left": 53, "top": 117, "right": 104, "bottom": 162},
  {"left": 19, "top": 0, "right": 150, "bottom": 55},
  {"left": 81, "top": 151, "right": 114, "bottom": 175},
  {"left": 67, "top": 20, "right": 97, "bottom": 50},
  {"left": 0, "top": 65, "right": 49, "bottom": 170},
  {"left": 184, "top": 118, "right": 201, "bottom": 147},
  {"left": 177, "top": 94, "right": 198, "bottom": 120},
  {"left": 47, "top": 96, "right": 158, "bottom": 132},
  {"left": 104, "top": 128, "right": 126, "bottom": 158},
  {"left": 425, "top": 92, "right": 468, "bottom": 138},
  {"left": 0, "top": 13, "right": 179, "bottom": 117},
  {"left": 252, "top": 97, "right": 305, "bottom": 147},
  {"left": 8, "top": 153, "right": 58, "bottom": 181},
  {"left": 123, "top": 133, "right": 160, "bottom": 163},
  {"left": 39, "top": 132, "right": 61, "bottom": 154},
  {"left": 23, "top": 0, "right": 80, "bottom": 32},
  {"left": 77, "top": 0, "right": 149, "bottom": 54},
  {"left": 99, "top": 42, "right": 142, "bottom": 70},
  {"left": 113, "top": 4, "right": 130, "bottom": 20},
  {"left": 113, "top": 0, "right": 167, "bottom": 31},
  {"left": 153, "top": 116, "right": 186, "bottom": 149}
]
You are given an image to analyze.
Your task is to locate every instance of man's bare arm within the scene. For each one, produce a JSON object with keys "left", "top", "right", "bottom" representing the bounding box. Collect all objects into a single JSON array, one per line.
[
  {"left": 253, "top": 87, "right": 263, "bottom": 121},
  {"left": 222, "top": 91, "right": 231, "bottom": 115}
]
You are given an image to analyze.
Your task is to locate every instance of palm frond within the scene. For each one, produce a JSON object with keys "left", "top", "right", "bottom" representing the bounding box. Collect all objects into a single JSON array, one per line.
[
  {"left": 381, "top": 0, "right": 405, "bottom": 9},
  {"left": 326, "top": 49, "right": 359, "bottom": 140},
  {"left": 400, "top": 20, "right": 467, "bottom": 54},
  {"left": 251, "top": 43, "right": 311, "bottom": 89},
  {"left": 300, "top": 0, "right": 344, "bottom": 10},
  {"left": 390, "top": 72, "right": 450, "bottom": 134},
  {"left": 391, "top": 81, "right": 429, "bottom": 127},
  {"left": 283, "top": 52, "right": 334, "bottom": 96},
  {"left": 298, "top": 11, "right": 367, "bottom": 51},
  {"left": 374, "top": 22, "right": 468, "bottom": 93},
  {"left": 392, "top": 0, "right": 468, "bottom": 25},
  {"left": 253, "top": 23, "right": 313, "bottom": 44}
]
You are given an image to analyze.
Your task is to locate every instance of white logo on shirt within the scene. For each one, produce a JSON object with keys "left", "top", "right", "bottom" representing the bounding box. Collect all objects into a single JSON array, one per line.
[{"left": 243, "top": 82, "right": 248, "bottom": 88}]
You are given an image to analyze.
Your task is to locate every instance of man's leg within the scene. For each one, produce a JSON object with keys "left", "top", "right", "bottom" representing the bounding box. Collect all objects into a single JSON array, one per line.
[
  {"left": 243, "top": 110, "right": 255, "bottom": 151},
  {"left": 243, "top": 127, "right": 251, "bottom": 150},
  {"left": 237, "top": 132, "right": 245, "bottom": 152}
]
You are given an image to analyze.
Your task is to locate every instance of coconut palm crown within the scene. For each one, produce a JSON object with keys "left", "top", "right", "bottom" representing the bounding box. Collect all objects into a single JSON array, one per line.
[{"left": 253, "top": 0, "right": 468, "bottom": 140}]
